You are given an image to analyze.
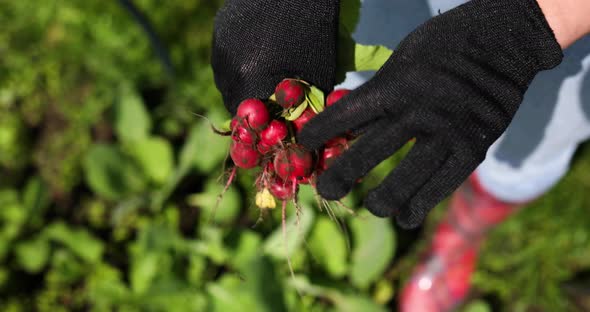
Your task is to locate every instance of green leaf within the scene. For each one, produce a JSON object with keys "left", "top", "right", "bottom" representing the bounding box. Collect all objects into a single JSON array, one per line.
[
  {"left": 284, "top": 100, "right": 309, "bottom": 121},
  {"left": 125, "top": 136, "right": 174, "bottom": 185},
  {"left": 130, "top": 252, "right": 159, "bottom": 294},
  {"left": 44, "top": 222, "right": 104, "bottom": 263},
  {"left": 192, "top": 110, "right": 231, "bottom": 173},
  {"left": 151, "top": 108, "right": 231, "bottom": 211},
  {"left": 0, "top": 190, "right": 25, "bottom": 259},
  {"left": 374, "top": 279, "right": 396, "bottom": 305},
  {"left": 231, "top": 230, "right": 263, "bottom": 272},
  {"left": 50, "top": 249, "right": 86, "bottom": 284},
  {"left": 15, "top": 238, "right": 49, "bottom": 273},
  {"left": 115, "top": 86, "right": 152, "bottom": 143},
  {"left": 354, "top": 44, "right": 393, "bottom": 72},
  {"left": 239, "top": 256, "right": 286, "bottom": 312},
  {"left": 208, "top": 276, "right": 260, "bottom": 312},
  {"left": 86, "top": 263, "right": 131, "bottom": 309},
  {"left": 349, "top": 210, "right": 396, "bottom": 289},
  {"left": 336, "top": 28, "right": 357, "bottom": 84},
  {"left": 295, "top": 185, "right": 317, "bottom": 207},
  {"left": 307, "top": 86, "right": 325, "bottom": 114},
  {"left": 291, "top": 277, "right": 387, "bottom": 312},
  {"left": 178, "top": 124, "right": 201, "bottom": 172},
  {"left": 340, "top": 0, "right": 361, "bottom": 34},
  {"left": 221, "top": 118, "right": 233, "bottom": 132},
  {"left": 336, "top": 36, "right": 393, "bottom": 84},
  {"left": 264, "top": 205, "right": 315, "bottom": 260},
  {"left": 188, "top": 178, "right": 241, "bottom": 224},
  {"left": 22, "top": 176, "right": 50, "bottom": 226},
  {"left": 288, "top": 275, "right": 331, "bottom": 298},
  {"left": 332, "top": 294, "right": 387, "bottom": 312},
  {"left": 136, "top": 286, "right": 209, "bottom": 312},
  {"left": 83, "top": 144, "right": 147, "bottom": 200},
  {"left": 208, "top": 256, "right": 286, "bottom": 312},
  {"left": 196, "top": 226, "right": 230, "bottom": 264},
  {"left": 187, "top": 255, "right": 208, "bottom": 287},
  {"left": 308, "top": 216, "right": 348, "bottom": 278},
  {"left": 462, "top": 300, "right": 492, "bottom": 312}
]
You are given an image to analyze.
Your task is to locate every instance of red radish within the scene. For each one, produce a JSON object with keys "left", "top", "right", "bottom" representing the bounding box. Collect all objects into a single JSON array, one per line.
[
  {"left": 326, "top": 136, "right": 348, "bottom": 149},
  {"left": 230, "top": 141, "right": 260, "bottom": 169},
  {"left": 298, "top": 176, "right": 312, "bottom": 185},
  {"left": 275, "top": 79, "right": 306, "bottom": 108},
  {"left": 292, "top": 108, "right": 316, "bottom": 132},
  {"left": 216, "top": 80, "right": 362, "bottom": 214},
  {"left": 258, "top": 142, "right": 272, "bottom": 155},
  {"left": 269, "top": 178, "right": 296, "bottom": 200},
  {"left": 318, "top": 145, "right": 345, "bottom": 172},
  {"left": 317, "top": 136, "right": 348, "bottom": 172},
  {"left": 274, "top": 144, "right": 314, "bottom": 181},
  {"left": 232, "top": 125, "right": 256, "bottom": 145},
  {"left": 265, "top": 160, "right": 275, "bottom": 172},
  {"left": 326, "top": 89, "right": 351, "bottom": 107},
  {"left": 261, "top": 120, "right": 288, "bottom": 146},
  {"left": 237, "top": 99, "right": 270, "bottom": 130},
  {"left": 230, "top": 118, "right": 238, "bottom": 130}
]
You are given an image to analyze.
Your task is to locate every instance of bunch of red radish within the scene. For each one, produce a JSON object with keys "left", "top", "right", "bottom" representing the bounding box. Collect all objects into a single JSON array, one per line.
[{"left": 226, "top": 79, "right": 352, "bottom": 209}]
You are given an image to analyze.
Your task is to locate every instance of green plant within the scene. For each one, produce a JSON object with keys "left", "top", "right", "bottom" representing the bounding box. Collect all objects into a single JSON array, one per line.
[{"left": 0, "top": 1, "right": 589, "bottom": 311}]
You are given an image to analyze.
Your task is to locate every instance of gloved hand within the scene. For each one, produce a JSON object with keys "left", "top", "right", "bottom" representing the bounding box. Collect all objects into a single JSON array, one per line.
[
  {"left": 212, "top": 0, "right": 340, "bottom": 114},
  {"left": 298, "top": 0, "right": 563, "bottom": 229}
]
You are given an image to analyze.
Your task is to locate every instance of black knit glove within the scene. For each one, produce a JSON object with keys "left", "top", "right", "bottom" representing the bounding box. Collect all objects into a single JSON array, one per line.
[
  {"left": 212, "top": 0, "right": 340, "bottom": 114},
  {"left": 298, "top": 0, "right": 563, "bottom": 229}
]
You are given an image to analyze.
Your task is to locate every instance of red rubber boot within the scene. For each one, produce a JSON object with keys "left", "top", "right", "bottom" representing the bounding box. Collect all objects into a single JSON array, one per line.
[{"left": 400, "top": 173, "right": 524, "bottom": 312}]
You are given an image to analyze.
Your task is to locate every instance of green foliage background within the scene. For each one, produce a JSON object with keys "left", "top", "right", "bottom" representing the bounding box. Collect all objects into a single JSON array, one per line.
[{"left": 1, "top": 1, "right": 590, "bottom": 311}]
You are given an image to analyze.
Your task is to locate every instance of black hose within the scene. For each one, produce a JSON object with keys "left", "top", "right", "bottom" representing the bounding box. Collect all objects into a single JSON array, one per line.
[{"left": 118, "top": 0, "right": 175, "bottom": 79}]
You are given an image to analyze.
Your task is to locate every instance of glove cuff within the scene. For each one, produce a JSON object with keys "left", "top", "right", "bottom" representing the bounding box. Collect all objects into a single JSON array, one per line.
[
  {"left": 518, "top": 0, "right": 564, "bottom": 70},
  {"left": 448, "top": 0, "right": 564, "bottom": 90}
]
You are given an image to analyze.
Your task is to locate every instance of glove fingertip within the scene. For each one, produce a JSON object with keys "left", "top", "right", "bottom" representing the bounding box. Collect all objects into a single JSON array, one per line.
[
  {"left": 364, "top": 191, "right": 397, "bottom": 218},
  {"left": 395, "top": 207, "right": 427, "bottom": 229},
  {"left": 297, "top": 123, "right": 327, "bottom": 151},
  {"left": 316, "top": 171, "right": 353, "bottom": 201}
]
